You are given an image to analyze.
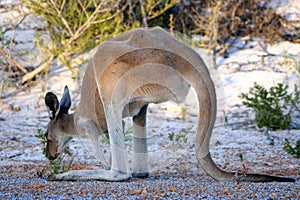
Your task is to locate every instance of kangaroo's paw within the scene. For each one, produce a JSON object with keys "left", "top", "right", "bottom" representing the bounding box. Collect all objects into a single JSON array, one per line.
[{"left": 48, "top": 169, "right": 131, "bottom": 181}]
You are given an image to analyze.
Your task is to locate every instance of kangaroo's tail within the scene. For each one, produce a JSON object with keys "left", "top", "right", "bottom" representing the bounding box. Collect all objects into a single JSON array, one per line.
[{"left": 183, "top": 47, "right": 295, "bottom": 182}]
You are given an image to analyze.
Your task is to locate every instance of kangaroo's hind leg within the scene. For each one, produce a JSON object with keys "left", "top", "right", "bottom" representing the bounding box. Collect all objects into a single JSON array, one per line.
[{"left": 132, "top": 104, "right": 149, "bottom": 178}]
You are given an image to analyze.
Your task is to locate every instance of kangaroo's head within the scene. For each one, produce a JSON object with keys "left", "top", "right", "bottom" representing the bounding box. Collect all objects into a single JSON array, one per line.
[{"left": 44, "top": 86, "right": 73, "bottom": 160}]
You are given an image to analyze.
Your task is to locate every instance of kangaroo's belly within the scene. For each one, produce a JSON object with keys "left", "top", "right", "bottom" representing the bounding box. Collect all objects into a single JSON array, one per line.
[{"left": 122, "top": 82, "right": 190, "bottom": 117}]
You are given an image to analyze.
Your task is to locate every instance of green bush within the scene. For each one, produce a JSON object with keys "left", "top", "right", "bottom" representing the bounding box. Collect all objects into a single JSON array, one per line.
[
  {"left": 283, "top": 139, "right": 300, "bottom": 158},
  {"left": 240, "top": 82, "right": 300, "bottom": 130}
]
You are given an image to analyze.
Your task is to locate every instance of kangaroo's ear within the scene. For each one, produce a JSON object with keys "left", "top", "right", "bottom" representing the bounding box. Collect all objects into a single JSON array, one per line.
[
  {"left": 45, "top": 92, "right": 59, "bottom": 120},
  {"left": 59, "top": 86, "right": 71, "bottom": 114}
]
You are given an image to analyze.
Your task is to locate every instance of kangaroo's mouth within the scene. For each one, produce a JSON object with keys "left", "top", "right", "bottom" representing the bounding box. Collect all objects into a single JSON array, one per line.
[
  {"left": 46, "top": 137, "right": 73, "bottom": 161},
  {"left": 46, "top": 150, "right": 59, "bottom": 161}
]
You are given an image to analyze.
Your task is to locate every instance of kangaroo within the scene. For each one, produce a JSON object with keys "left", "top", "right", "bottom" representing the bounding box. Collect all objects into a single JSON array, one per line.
[{"left": 44, "top": 27, "right": 294, "bottom": 182}]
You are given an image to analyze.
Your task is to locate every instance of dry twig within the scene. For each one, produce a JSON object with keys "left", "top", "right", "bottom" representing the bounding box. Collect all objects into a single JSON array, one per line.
[
  {"left": 0, "top": 48, "right": 27, "bottom": 74},
  {"left": 21, "top": 56, "right": 55, "bottom": 84},
  {"left": 139, "top": 0, "right": 148, "bottom": 27}
]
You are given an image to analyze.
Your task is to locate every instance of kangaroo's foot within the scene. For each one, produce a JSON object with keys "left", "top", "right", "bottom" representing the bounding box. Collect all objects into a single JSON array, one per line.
[
  {"left": 48, "top": 169, "right": 131, "bottom": 181},
  {"left": 132, "top": 172, "right": 150, "bottom": 178}
]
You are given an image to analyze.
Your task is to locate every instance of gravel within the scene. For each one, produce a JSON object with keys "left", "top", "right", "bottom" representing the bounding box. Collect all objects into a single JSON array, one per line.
[
  {"left": 0, "top": 165, "right": 300, "bottom": 199},
  {"left": 0, "top": 163, "right": 299, "bottom": 199}
]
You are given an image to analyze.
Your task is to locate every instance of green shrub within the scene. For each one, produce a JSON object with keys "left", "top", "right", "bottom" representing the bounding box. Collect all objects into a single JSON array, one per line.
[
  {"left": 240, "top": 82, "right": 300, "bottom": 130},
  {"left": 283, "top": 139, "right": 300, "bottom": 158}
]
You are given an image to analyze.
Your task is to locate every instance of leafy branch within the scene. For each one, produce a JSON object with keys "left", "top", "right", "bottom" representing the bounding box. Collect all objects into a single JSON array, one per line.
[
  {"left": 22, "top": 0, "right": 128, "bottom": 83},
  {"left": 0, "top": 47, "right": 27, "bottom": 74}
]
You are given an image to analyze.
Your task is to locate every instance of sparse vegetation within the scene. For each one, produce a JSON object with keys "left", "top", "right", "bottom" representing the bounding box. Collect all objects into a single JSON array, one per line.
[
  {"left": 168, "top": 0, "right": 300, "bottom": 59},
  {"left": 240, "top": 82, "right": 300, "bottom": 130},
  {"left": 168, "top": 125, "right": 193, "bottom": 149},
  {"left": 240, "top": 82, "right": 300, "bottom": 156}
]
